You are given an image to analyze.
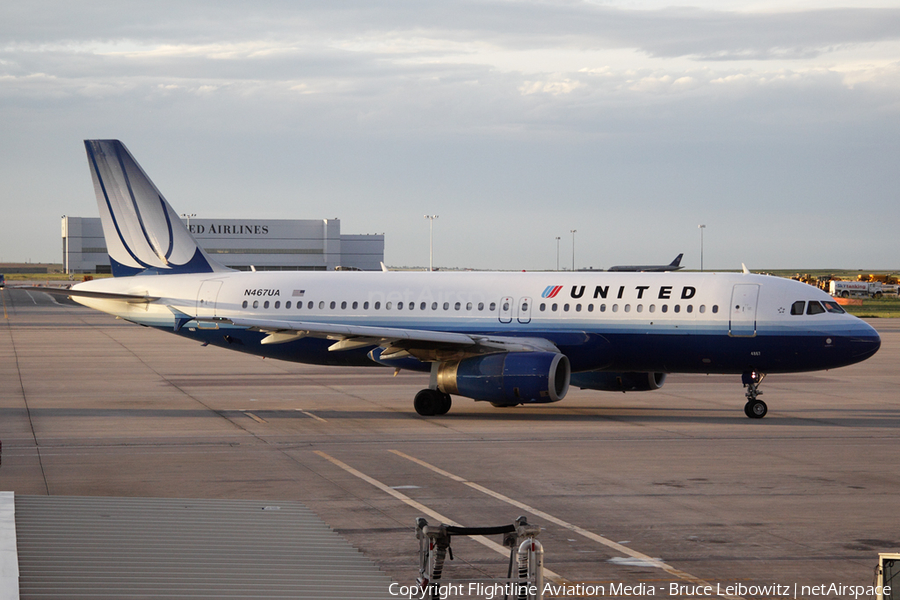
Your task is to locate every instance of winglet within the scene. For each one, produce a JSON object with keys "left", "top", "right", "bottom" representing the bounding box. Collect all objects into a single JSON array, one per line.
[{"left": 742, "top": 263, "right": 751, "bottom": 274}]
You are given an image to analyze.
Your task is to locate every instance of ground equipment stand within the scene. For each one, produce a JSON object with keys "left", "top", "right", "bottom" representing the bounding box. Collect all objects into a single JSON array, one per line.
[{"left": 415, "top": 515, "right": 544, "bottom": 600}]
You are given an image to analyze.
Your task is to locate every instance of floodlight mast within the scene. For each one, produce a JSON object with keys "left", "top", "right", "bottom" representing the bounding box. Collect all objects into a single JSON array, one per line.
[{"left": 425, "top": 215, "right": 438, "bottom": 272}]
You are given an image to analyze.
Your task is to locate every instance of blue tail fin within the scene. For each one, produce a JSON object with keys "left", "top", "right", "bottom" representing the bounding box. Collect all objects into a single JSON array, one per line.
[{"left": 84, "top": 140, "right": 231, "bottom": 277}]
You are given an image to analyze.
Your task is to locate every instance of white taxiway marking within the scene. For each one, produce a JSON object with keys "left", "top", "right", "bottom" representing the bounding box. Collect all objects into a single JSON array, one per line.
[
  {"left": 313, "top": 450, "right": 568, "bottom": 585},
  {"left": 294, "top": 409, "right": 327, "bottom": 422},
  {"left": 389, "top": 449, "right": 744, "bottom": 600}
]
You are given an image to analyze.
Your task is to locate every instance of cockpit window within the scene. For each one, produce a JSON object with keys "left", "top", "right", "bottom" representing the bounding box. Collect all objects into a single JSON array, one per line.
[
  {"left": 791, "top": 301, "right": 806, "bottom": 315},
  {"left": 822, "top": 301, "right": 846, "bottom": 314},
  {"left": 806, "top": 301, "right": 826, "bottom": 315}
]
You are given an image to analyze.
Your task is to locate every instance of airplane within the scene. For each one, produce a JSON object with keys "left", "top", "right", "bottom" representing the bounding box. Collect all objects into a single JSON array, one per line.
[
  {"left": 607, "top": 254, "right": 684, "bottom": 272},
  {"left": 39, "top": 140, "right": 881, "bottom": 419}
]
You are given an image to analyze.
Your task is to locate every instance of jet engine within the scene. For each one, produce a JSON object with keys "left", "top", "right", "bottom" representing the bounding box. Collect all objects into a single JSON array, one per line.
[
  {"left": 570, "top": 371, "right": 667, "bottom": 392},
  {"left": 436, "top": 352, "right": 570, "bottom": 406}
]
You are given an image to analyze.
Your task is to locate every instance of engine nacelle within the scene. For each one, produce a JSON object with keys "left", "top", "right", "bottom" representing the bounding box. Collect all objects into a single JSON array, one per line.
[
  {"left": 570, "top": 371, "right": 667, "bottom": 392},
  {"left": 437, "top": 352, "right": 570, "bottom": 405}
]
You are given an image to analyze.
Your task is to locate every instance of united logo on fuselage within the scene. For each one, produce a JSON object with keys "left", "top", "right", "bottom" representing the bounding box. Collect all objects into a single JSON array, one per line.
[
  {"left": 542, "top": 284, "right": 697, "bottom": 300},
  {"left": 542, "top": 285, "right": 563, "bottom": 298}
]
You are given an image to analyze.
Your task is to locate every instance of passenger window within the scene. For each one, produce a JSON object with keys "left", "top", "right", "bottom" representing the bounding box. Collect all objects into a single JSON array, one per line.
[
  {"left": 624, "top": 304, "right": 630, "bottom": 312},
  {"left": 636, "top": 305, "right": 643, "bottom": 313},
  {"left": 443, "top": 302, "right": 450, "bottom": 310},
  {"left": 374, "top": 302, "right": 381, "bottom": 310},
  {"left": 575, "top": 304, "right": 581, "bottom": 312},
  {"left": 807, "top": 301, "right": 826, "bottom": 315},
  {"left": 341, "top": 301, "right": 347, "bottom": 309},
  {"left": 648, "top": 305, "right": 655, "bottom": 313},
  {"left": 274, "top": 301, "right": 281, "bottom": 309},
  {"left": 253, "top": 300, "right": 259, "bottom": 309},
  {"left": 308, "top": 301, "right": 314, "bottom": 309},
  {"left": 421, "top": 302, "right": 426, "bottom": 310},
  {"left": 397, "top": 302, "right": 402, "bottom": 310},
  {"left": 600, "top": 304, "right": 606, "bottom": 312},
  {"left": 286, "top": 301, "right": 291, "bottom": 309},
  {"left": 791, "top": 301, "right": 806, "bottom": 315},
  {"left": 352, "top": 301, "right": 358, "bottom": 309},
  {"left": 661, "top": 305, "right": 668, "bottom": 313},
  {"left": 264, "top": 301, "right": 270, "bottom": 309},
  {"left": 712, "top": 305, "right": 718, "bottom": 314},
  {"left": 588, "top": 304, "right": 594, "bottom": 312},
  {"left": 698, "top": 305, "right": 705, "bottom": 313},
  {"left": 502, "top": 301, "right": 509, "bottom": 311},
  {"left": 490, "top": 302, "right": 496, "bottom": 311},
  {"left": 540, "top": 303, "right": 546, "bottom": 311},
  {"left": 564, "top": 304, "right": 569, "bottom": 312},
  {"left": 363, "top": 301, "right": 369, "bottom": 309},
  {"left": 242, "top": 301, "right": 248, "bottom": 309},
  {"left": 687, "top": 305, "right": 693, "bottom": 313},
  {"left": 551, "top": 303, "right": 558, "bottom": 312},
  {"left": 674, "top": 305, "right": 681, "bottom": 313},
  {"left": 386, "top": 302, "right": 392, "bottom": 310},
  {"left": 467, "top": 302, "right": 473, "bottom": 311},
  {"left": 612, "top": 304, "right": 618, "bottom": 312},
  {"left": 432, "top": 302, "right": 438, "bottom": 310},
  {"left": 455, "top": 302, "right": 461, "bottom": 310},
  {"left": 329, "top": 301, "right": 336, "bottom": 309},
  {"left": 478, "top": 302, "right": 484, "bottom": 311}
]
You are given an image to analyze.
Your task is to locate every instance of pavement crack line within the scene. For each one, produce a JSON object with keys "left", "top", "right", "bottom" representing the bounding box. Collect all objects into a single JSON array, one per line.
[
  {"left": 388, "top": 449, "right": 745, "bottom": 600},
  {"left": 1, "top": 289, "right": 50, "bottom": 494},
  {"left": 313, "top": 450, "right": 569, "bottom": 585}
]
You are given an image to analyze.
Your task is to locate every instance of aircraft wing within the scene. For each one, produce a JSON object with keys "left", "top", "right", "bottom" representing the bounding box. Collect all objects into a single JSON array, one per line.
[{"left": 204, "top": 315, "right": 561, "bottom": 361}]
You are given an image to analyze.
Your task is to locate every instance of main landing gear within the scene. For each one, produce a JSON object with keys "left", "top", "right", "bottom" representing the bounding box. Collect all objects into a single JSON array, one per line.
[
  {"left": 742, "top": 371, "right": 767, "bottom": 419},
  {"left": 414, "top": 389, "right": 452, "bottom": 416}
]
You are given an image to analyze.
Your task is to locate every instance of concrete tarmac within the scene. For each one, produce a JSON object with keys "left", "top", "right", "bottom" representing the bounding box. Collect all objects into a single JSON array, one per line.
[{"left": 2, "top": 286, "right": 899, "bottom": 598}]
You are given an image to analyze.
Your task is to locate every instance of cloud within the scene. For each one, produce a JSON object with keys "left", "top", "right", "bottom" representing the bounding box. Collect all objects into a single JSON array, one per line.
[{"left": 1, "top": 1, "right": 899, "bottom": 269}]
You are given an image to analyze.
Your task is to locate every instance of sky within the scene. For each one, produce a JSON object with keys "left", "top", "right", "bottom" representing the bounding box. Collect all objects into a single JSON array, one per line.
[{"left": 2, "top": 1, "right": 899, "bottom": 271}]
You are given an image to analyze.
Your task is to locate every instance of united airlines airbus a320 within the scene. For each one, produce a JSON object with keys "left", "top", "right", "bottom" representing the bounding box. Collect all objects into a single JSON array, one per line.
[{"left": 49, "top": 140, "right": 881, "bottom": 419}]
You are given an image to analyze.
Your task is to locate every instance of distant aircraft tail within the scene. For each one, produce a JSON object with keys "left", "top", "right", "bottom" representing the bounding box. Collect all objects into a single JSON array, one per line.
[
  {"left": 670, "top": 253, "right": 684, "bottom": 267},
  {"left": 84, "top": 140, "right": 231, "bottom": 277}
]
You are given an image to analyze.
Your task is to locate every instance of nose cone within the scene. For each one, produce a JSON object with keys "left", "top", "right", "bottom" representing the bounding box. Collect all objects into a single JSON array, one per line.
[{"left": 848, "top": 322, "right": 881, "bottom": 362}]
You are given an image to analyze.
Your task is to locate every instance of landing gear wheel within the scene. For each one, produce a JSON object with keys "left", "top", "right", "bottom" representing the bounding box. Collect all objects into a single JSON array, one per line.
[
  {"left": 414, "top": 389, "right": 452, "bottom": 416},
  {"left": 434, "top": 393, "right": 452, "bottom": 416},
  {"left": 742, "top": 370, "right": 767, "bottom": 419},
  {"left": 744, "top": 399, "right": 767, "bottom": 419}
]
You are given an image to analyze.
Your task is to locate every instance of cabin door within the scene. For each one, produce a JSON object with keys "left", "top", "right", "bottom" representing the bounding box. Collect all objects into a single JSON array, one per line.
[
  {"left": 197, "top": 280, "right": 223, "bottom": 318},
  {"left": 729, "top": 284, "right": 759, "bottom": 337}
]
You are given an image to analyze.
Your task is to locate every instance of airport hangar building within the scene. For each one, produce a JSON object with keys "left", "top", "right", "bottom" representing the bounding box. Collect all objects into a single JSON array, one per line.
[{"left": 62, "top": 216, "right": 385, "bottom": 274}]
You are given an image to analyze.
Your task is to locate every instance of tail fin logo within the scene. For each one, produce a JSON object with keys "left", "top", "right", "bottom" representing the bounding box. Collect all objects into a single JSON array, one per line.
[
  {"left": 85, "top": 140, "right": 228, "bottom": 277},
  {"left": 541, "top": 285, "right": 563, "bottom": 299}
]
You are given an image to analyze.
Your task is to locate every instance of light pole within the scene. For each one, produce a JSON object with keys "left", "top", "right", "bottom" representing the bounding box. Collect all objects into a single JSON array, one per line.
[
  {"left": 698, "top": 224, "right": 706, "bottom": 272},
  {"left": 424, "top": 215, "right": 438, "bottom": 272},
  {"left": 555, "top": 236, "right": 561, "bottom": 271},
  {"left": 570, "top": 230, "right": 577, "bottom": 272},
  {"left": 182, "top": 213, "right": 197, "bottom": 231}
]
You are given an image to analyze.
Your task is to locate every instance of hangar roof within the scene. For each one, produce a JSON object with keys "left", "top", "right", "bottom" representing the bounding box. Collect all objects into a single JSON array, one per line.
[{"left": 13, "top": 494, "right": 397, "bottom": 599}]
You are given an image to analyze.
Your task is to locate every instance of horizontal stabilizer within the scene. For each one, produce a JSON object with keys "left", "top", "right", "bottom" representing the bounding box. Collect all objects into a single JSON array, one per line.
[{"left": 18, "top": 285, "right": 158, "bottom": 304}]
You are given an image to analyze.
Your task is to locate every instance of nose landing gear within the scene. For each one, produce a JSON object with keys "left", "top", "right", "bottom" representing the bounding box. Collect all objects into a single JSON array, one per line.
[{"left": 742, "top": 371, "right": 767, "bottom": 419}]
